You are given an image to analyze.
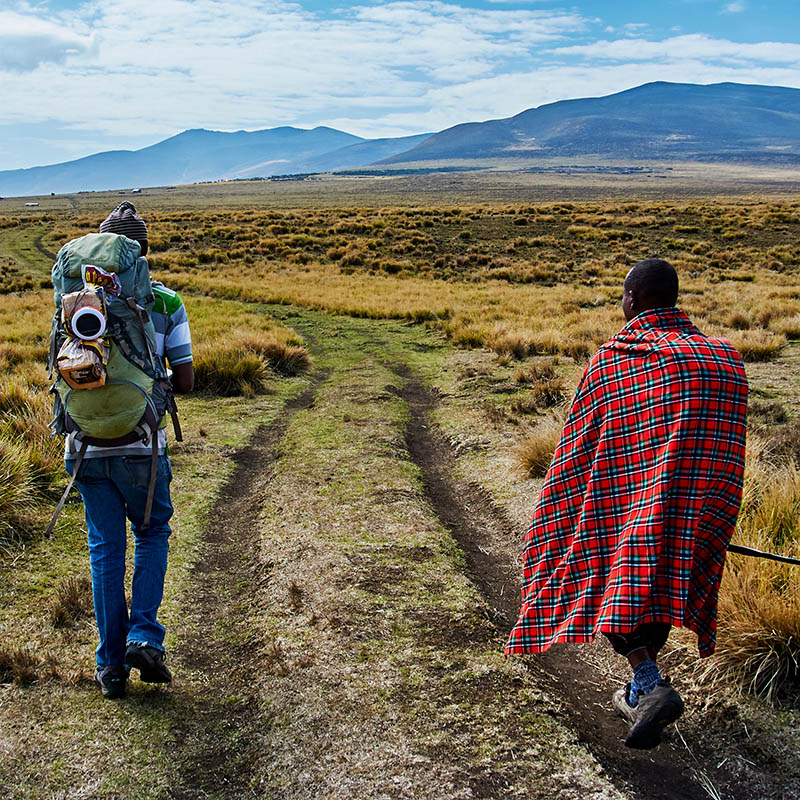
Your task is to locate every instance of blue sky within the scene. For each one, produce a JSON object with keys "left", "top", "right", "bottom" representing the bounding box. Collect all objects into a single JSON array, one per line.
[{"left": 1, "top": 0, "right": 799, "bottom": 170}]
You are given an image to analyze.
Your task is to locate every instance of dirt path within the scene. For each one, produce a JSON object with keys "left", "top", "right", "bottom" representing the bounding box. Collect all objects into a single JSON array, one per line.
[
  {"left": 111, "top": 309, "right": 792, "bottom": 799},
  {"left": 3, "top": 306, "right": 795, "bottom": 799},
  {"left": 392, "top": 363, "right": 764, "bottom": 800},
  {"left": 168, "top": 374, "right": 328, "bottom": 798},
  {"left": 33, "top": 232, "right": 57, "bottom": 262}
]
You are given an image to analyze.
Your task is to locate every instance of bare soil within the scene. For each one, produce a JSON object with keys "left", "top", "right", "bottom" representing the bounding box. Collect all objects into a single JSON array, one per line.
[
  {"left": 168, "top": 374, "right": 329, "bottom": 798},
  {"left": 33, "top": 231, "right": 57, "bottom": 262},
  {"left": 154, "top": 322, "right": 800, "bottom": 799},
  {"left": 391, "top": 362, "right": 791, "bottom": 800},
  {"left": 15, "top": 311, "right": 786, "bottom": 799}
]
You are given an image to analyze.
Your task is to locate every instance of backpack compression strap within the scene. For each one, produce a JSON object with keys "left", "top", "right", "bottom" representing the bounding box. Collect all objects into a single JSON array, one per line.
[
  {"left": 142, "top": 433, "right": 159, "bottom": 531},
  {"left": 43, "top": 440, "right": 89, "bottom": 538},
  {"left": 168, "top": 392, "right": 183, "bottom": 442}
]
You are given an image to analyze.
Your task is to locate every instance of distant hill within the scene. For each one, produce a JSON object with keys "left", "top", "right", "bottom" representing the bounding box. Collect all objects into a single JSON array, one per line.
[
  {"left": 380, "top": 82, "right": 800, "bottom": 165},
  {"left": 289, "top": 134, "right": 433, "bottom": 175},
  {"left": 0, "top": 127, "right": 429, "bottom": 197},
  {"left": 2, "top": 81, "right": 799, "bottom": 197}
]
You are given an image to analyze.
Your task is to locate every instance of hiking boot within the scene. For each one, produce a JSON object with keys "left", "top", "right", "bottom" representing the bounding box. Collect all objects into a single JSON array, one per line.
[
  {"left": 94, "top": 664, "right": 128, "bottom": 699},
  {"left": 125, "top": 642, "right": 172, "bottom": 684},
  {"left": 612, "top": 680, "right": 685, "bottom": 749}
]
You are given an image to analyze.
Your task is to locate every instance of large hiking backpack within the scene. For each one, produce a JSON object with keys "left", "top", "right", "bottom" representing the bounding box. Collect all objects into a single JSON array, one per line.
[{"left": 45, "top": 232, "right": 179, "bottom": 536}]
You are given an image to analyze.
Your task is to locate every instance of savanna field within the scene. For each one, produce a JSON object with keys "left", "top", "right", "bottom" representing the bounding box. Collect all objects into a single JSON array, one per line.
[{"left": 2, "top": 172, "right": 800, "bottom": 798}]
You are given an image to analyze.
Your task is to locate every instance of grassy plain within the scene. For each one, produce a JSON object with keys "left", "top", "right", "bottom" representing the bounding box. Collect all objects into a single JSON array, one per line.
[{"left": 1, "top": 169, "right": 800, "bottom": 797}]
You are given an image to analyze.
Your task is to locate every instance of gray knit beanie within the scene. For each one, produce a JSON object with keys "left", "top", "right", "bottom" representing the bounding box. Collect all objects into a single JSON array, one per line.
[{"left": 99, "top": 201, "right": 148, "bottom": 243}]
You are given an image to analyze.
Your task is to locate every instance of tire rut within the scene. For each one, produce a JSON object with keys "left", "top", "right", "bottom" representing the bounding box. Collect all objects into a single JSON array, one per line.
[
  {"left": 168, "top": 371, "right": 329, "bottom": 799},
  {"left": 391, "top": 362, "right": 752, "bottom": 800},
  {"left": 34, "top": 233, "right": 57, "bottom": 262}
]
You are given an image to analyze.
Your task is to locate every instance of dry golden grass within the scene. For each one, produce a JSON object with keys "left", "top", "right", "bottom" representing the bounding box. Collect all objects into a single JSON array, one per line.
[
  {"left": 189, "top": 299, "right": 312, "bottom": 394},
  {"left": 487, "top": 325, "right": 534, "bottom": 359},
  {"left": 527, "top": 376, "right": 566, "bottom": 408},
  {"left": 515, "top": 409, "right": 567, "bottom": 478},
  {"left": 35, "top": 198, "right": 800, "bottom": 365},
  {"left": 0, "top": 291, "right": 311, "bottom": 544},
  {"left": 161, "top": 255, "right": 797, "bottom": 369},
  {"left": 193, "top": 346, "right": 269, "bottom": 397},
  {"left": 0, "top": 646, "right": 39, "bottom": 685},
  {"left": 514, "top": 360, "right": 558, "bottom": 384},
  {"left": 702, "top": 439, "right": 800, "bottom": 701},
  {"left": 0, "top": 294, "right": 63, "bottom": 545},
  {"left": 0, "top": 437, "right": 37, "bottom": 548},
  {"left": 726, "top": 329, "right": 787, "bottom": 362},
  {"left": 49, "top": 575, "right": 94, "bottom": 628},
  {"left": 231, "top": 332, "right": 312, "bottom": 376},
  {"left": 509, "top": 376, "right": 566, "bottom": 416},
  {"left": 773, "top": 314, "right": 800, "bottom": 340}
]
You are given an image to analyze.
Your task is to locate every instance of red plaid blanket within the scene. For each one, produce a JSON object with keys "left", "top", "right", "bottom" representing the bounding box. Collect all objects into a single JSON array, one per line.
[{"left": 506, "top": 308, "right": 748, "bottom": 657}]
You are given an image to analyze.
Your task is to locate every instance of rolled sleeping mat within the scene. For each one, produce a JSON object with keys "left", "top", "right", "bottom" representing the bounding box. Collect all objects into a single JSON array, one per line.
[{"left": 70, "top": 306, "right": 106, "bottom": 340}]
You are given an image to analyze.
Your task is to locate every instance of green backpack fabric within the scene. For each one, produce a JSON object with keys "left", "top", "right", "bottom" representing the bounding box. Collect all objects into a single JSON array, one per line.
[{"left": 49, "top": 233, "right": 169, "bottom": 445}]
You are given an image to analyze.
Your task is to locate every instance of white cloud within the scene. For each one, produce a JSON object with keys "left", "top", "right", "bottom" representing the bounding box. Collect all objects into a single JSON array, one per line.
[
  {"left": 0, "top": 0, "right": 587, "bottom": 137},
  {"left": 723, "top": 2, "right": 745, "bottom": 12},
  {"left": 1, "top": 0, "right": 800, "bottom": 167},
  {"left": 552, "top": 34, "right": 800, "bottom": 64},
  {"left": 0, "top": 10, "right": 94, "bottom": 71},
  {"left": 321, "top": 56, "right": 800, "bottom": 140}
]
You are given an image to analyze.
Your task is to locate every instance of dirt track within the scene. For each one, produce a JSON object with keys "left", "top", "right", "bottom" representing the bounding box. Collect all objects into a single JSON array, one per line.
[
  {"left": 393, "top": 364, "right": 742, "bottom": 800},
  {"left": 159, "top": 317, "right": 796, "bottom": 799},
  {"left": 169, "top": 375, "right": 329, "bottom": 798}
]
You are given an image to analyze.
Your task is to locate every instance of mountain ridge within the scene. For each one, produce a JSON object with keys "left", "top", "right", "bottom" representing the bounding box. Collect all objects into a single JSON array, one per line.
[
  {"left": 2, "top": 81, "right": 799, "bottom": 197},
  {"left": 380, "top": 81, "right": 800, "bottom": 165}
]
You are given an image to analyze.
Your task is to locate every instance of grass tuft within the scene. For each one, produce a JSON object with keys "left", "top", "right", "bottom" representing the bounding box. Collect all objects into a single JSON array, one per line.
[
  {"left": 0, "top": 376, "right": 33, "bottom": 413},
  {"left": 515, "top": 410, "right": 566, "bottom": 478},
  {"left": 0, "top": 437, "right": 37, "bottom": 549},
  {"left": 703, "top": 443, "right": 800, "bottom": 701},
  {"left": 233, "top": 333, "right": 312, "bottom": 376},
  {"left": 49, "top": 575, "right": 94, "bottom": 628},
  {"left": 773, "top": 314, "right": 800, "bottom": 340},
  {"left": 528, "top": 376, "right": 566, "bottom": 409},
  {"left": 727, "top": 329, "right": 787, "bottom": 362},
  {"left": 487, "top": 326, "right": 532, "bottom": 359},
  {"left": 0, "top": 646, "right": 40, "bottom": 685},
  {"left": 514, "top": 360, "right": 557, "bottom": 384},
  {"left": 768, "top": 420, "right": 800, "bottom": 465},
  {"left": 193, "top": 346, "right": 269, "bottom": 397}
]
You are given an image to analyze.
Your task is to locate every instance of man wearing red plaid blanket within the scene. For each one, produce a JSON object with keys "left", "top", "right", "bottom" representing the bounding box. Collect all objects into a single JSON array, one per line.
[{"left": 506, "top": 258, "right": 748, "bottom": 749}]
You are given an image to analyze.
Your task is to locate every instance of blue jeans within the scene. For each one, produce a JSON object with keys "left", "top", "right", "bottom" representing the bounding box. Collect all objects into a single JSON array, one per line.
[{"left": 66, "top": 454, "right": 173, "bottom": 668}]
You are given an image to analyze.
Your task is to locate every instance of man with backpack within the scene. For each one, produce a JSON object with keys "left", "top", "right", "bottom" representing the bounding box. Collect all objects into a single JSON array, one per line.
[{"left": 50, "top": 202, "right": 194, "bottom": 699}]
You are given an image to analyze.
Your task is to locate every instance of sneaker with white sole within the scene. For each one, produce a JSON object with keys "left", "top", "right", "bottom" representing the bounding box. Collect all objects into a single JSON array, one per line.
[
  {"left": 125, "top": 642, "right": 172, "bottom": 683},
  {"left": 612, "top": 679, "right": 685, "bottom": 749}
]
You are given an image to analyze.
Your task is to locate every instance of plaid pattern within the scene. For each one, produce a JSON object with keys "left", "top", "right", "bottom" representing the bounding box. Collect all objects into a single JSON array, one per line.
[{"left": 505, "top": 308, "right": 748, "bottom": 658}]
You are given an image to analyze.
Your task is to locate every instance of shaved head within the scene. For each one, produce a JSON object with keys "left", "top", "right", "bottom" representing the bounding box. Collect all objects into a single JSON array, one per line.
[{"left": 622, "top": 259, "right": 678, "bottom": 321}]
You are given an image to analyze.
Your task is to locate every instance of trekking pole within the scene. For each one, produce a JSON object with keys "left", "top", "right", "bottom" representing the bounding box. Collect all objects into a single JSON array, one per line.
[{"left": 728, "top": 542, "right": 800, "bottom": 566}]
